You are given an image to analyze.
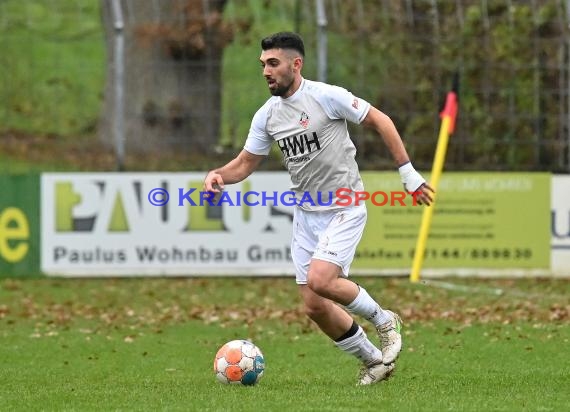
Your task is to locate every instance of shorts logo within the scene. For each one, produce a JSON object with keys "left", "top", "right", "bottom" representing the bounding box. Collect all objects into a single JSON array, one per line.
[
  {"left": 352, "top": 98, "right": 359, "bottom": 109},
  {"left": 299, "top": 112, "right": 310, "bottom": 129}
]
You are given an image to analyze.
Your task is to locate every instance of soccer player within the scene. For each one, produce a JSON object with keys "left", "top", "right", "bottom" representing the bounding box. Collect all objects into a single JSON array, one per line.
[{"left": 204, "top": 32, "right": 434, "bottom": 385}]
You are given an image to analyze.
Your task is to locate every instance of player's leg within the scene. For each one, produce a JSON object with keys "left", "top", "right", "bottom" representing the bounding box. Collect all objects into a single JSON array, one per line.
[
  {"left": 307, "top": 259, "right": 402, "bottom": 364},
  {"left": 298, "top": 284, "right": 394, "bottom": 385},
  {"left": 308, "top": 204, "right": 403, "bottom": 364},
  {"left": 292, "top": 204, "right": 399, "bottom": 377}
]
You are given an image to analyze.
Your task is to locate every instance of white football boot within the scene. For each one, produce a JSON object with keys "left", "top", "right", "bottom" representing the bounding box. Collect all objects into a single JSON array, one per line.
[
  {"left": 377, "top": 310, "right": 403, "bottom": 364},
  {"left": 357, "top": 361, "right": 396, "bottom": 386}
]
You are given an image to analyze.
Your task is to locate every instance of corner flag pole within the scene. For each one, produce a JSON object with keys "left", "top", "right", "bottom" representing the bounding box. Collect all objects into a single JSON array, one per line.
[{"left": 410, "top": 74, "right": 459, "bottom": 283}]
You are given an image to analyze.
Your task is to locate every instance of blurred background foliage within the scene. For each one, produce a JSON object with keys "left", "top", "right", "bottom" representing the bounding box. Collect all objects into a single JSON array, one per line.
[{"left": 0, "top": 0, "right": 568, "bottom": 172}]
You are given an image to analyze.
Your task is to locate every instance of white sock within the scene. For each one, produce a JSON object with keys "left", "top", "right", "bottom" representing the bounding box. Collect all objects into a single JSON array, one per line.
[
  {"left": 345, "top": 286, "right": 391, "bottom": 327},
  {"left": 335, "top": 325, "right": 383, "bottom": 365}
]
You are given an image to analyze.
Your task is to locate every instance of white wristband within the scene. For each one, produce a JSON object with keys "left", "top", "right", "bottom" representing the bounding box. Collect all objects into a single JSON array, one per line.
[{"left": 398, "top": 162, "right": 426, "bottom": 193}]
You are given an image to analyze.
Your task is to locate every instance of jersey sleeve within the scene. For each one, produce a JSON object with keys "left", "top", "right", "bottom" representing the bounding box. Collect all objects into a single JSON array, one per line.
[
  {"left": 243, "top": 104, "right": 272, "bottom": 156},
  {"left": 319, "top": 84, "right": 371, "bottom": 124}
]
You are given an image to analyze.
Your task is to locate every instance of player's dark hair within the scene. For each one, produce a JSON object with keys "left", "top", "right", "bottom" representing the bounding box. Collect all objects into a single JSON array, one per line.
[{"left": 261, "top": 32, "right": 305, "bottom": 57}]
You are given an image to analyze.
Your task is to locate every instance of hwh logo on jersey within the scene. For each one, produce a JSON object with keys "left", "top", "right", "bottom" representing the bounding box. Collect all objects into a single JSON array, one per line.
[{"left": 277, "top": 132, "right": 321, "bottom": 159}]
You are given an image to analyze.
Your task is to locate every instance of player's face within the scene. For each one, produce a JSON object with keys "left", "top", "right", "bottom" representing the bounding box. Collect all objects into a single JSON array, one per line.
[{"left": 260, "top": 49, "right": 300, "bottom": 98}]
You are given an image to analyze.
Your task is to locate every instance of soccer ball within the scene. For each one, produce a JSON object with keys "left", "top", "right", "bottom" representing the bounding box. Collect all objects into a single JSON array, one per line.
[{"left": 213, "top": 339, "right": 265, "bottom": 385}]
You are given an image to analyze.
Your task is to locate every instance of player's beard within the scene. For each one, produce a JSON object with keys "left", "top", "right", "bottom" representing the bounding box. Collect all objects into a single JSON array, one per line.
[{"left": 269, "top": 75, "right": 294, "bottom": 97}]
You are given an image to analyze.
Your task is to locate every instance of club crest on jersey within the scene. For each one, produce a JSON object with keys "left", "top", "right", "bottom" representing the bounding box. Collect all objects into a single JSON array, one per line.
[{"left": 299, "top": 112, "right": 310, "bottom": 129}]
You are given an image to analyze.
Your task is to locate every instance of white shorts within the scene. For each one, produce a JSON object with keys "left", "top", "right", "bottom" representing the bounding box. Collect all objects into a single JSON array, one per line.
[{"left": 291, "top": 204, "right": 367, "bottom": 285}]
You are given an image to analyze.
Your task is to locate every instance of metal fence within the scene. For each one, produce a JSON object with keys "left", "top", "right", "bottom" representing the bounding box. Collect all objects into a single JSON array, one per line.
[
  {"left": 1, "top": 0, "right": 569, "bottom": 172},
  {"left": 306, "top": 0, "right": 570, "bottom": 173}
]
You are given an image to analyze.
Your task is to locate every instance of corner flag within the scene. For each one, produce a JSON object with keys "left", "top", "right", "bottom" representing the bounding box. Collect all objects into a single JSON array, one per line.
[{"left": 410, "top": 74, "right": 459, "bottom": 283}]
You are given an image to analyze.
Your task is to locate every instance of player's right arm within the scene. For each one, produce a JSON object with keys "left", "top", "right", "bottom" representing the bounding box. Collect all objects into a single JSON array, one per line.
[{"left": 203, "top": 150, "right": 265, "bottom": 192}]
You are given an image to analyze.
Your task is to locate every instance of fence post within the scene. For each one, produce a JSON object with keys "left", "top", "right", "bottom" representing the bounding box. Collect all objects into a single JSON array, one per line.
[
  {"left": 111, "top": 0, "right": 125, "bottom": 171},
  {"left": 315, "top": 0, "right": 327, "bottom": 83}
]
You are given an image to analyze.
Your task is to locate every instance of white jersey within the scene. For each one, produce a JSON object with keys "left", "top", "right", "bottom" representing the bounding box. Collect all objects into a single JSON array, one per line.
[{"left": 244, "top": 78, "right": 371, "bottom": 211}]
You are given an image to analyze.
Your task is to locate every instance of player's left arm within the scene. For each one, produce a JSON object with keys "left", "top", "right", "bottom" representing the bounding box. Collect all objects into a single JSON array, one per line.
[{"left": 361, "top": 106, "right": 434, "bottom": 205}]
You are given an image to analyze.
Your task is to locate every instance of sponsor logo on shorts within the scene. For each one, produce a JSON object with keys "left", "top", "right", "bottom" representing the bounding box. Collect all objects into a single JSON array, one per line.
[{"left": 321, "top": 249, "right": 338, "bottom": 257}]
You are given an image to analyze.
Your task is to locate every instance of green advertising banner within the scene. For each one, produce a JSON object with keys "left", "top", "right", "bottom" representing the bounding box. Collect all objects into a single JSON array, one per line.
[
  {"left": 0, "top": 174, "right": 40, "bottom": 277},
  {"left": 38, "top": 172, "right": 550, "bottom": 277},
  {"left": 355, "top": 172, "right": 550, "bottom": 269}
]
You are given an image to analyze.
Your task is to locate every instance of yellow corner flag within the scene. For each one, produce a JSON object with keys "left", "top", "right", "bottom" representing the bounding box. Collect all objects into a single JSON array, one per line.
[{"left": 410, "top": 74, "right": 459, "bottom": 283}]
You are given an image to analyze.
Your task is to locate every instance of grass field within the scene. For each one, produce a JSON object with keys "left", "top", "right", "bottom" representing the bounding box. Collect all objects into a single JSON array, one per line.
[{"left": 1, "top": 276, "right": 568, "bottom": 411}]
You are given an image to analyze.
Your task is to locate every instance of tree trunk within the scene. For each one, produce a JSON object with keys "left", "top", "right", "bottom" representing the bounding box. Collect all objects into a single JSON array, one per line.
[{"left": 100, "top": 0, "right": 229, "bottom": 156}]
